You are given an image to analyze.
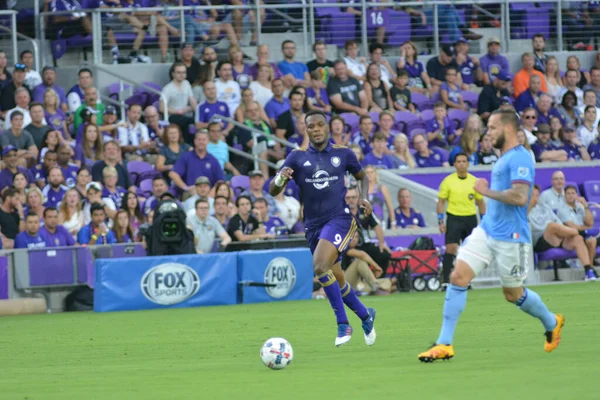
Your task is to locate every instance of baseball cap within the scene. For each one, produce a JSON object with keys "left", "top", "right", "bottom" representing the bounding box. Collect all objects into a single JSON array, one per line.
[
  {"left": 249, "top": 170, "right": 264, "bottom": 178},
  {"left": 2, "top": 145, "right": 16, "bottom": 157},
  {"left": 456, "top": 37, "right": 468, "bottom": 44},
  {"left": 13, "top": 63, "right": 26, "bottom": 72},
  {"left": 104, "top": 105, "right": 117, "bottom": 115},
  {"left": 563, "top": 125, "right": 577, "bottom": 133},
  {"left": 495, "top": 70, "right": 512, "bottom": 82},
  {"left": 195, "top": 176, "right": 210, "bottom": 185},
  {"left": 487, "top": 36, "right": 501, "bottom": 46},
  {"left": 86, "top": 182, "right": 102, "bottom": 192},
  {"left": 500, "top": 96, "right": 513, "bottom": 105},
  {"left": 441, "top": 44, "right": 455, "bottom": 57}
]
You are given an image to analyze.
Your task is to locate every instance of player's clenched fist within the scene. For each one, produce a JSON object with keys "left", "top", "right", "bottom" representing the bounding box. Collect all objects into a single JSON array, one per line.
[
  {"left": 474, "top": 178, "right": 489, "bottom": 196},
  {"left": 360, "top": 199, "right": 373, "bottom": 217},
  {"left": 279, "top": 167, "right": 294, "bottom": 181}
]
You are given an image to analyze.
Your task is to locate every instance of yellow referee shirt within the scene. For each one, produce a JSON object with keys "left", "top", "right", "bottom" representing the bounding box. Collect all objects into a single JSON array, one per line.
[{"left": 438, "top": 172, "right": 483, "bottom": 216}]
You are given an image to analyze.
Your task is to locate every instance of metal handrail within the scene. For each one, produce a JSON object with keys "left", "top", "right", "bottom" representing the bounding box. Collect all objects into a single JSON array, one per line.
[
  {"left": 214, "top": 115, "right": 300, "bottom": 150},
  {"left": 0, "top": 11, "right": 18, "bottom": 64},
  {"left": 98, "top": 94, "right": 127, "bottom": 122},
  {"left": 93, "top": 64, "right": 169, "bottom": 122},
  {"left": 0, "top": 26, "right": 40, "bottom": 73},
  {"left": 229, "top": 145, "right": 278, "bottom": 170}
]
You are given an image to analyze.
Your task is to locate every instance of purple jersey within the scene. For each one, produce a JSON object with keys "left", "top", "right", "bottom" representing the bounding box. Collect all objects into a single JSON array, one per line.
[
  {"left": 172, "top": 151, "right": 225, "bottom": 187},
  {"left": 264, "top": 216, "right": 289, "bottom": 235},
  {"left": 60, "top": 163, "right": 80, "bottom": 187},
  {"left": 588, "top": 140, "right": 600, "bottom": 160},
  {"left": 458, "top": 58, "right": 477, "bottom": 85},
  {"left": 440, "top": 82, "right": 462, "bottom": 105},
  {"left": 232, "top": 64, "right": 253, "bottom": 89},
  {"left": 394, "top": 207, "right": 426, "bottom": 228},
  {"left": 426, "top": 117, "right": 455, "bottom": 148},
  {"left": 281, "top": 142, "right": 361, "bottom": 229},
  {"left": 361, "top": 152, "right": 395, "bottom": 169},
  {"left": 306, "top": 87, "right": 330, "bottom": 107},
  {"left": 102, "top": 186, "right": 127, "bottom": 208},
  {"left": 196, "top": 101, "right": 231, "bottom": 125},
  {"left": 42, "top": 185, "right": 68, "bottom": 208},
  {"left": 33, "top": 84, "right": 67, "bottom": 105},
  {"left": 30, "top": 163, "right": 48, "bottom": 184},
  {"left": 402, "top": 59, "right": 425, "bottom": 88},
  {"left": 264, "top": 97, "right": 290, "bottom": 121},
  {"left": 562, "top": 143, "right": 583, "bottom": 160},
  {"left": 44, "top": 109, "right": 66, "bottom": 136},
  {"left": 531, "top": 141, "right": 559, "bottom": 162},
  {"left": 14, "top": 231, "right": 47, "bottom": 249},
  {"left": 40, "top": 225, "right": 76, "bottom": 247},
  {"left": 415, "top": 148, "right": 448, "bottom": 167},
  {"left": 352, "top": 133, "right": 372, "bottom": 155},
  {"left": 479, "top": 53, "right": 510, "bottom": 83}
]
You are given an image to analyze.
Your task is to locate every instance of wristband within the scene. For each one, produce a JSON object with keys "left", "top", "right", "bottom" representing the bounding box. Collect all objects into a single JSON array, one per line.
[
  {"left": 274, "top": 173, "right": 286, "bottom": 187},
  {"left": 437, "top": 213, "right": 444, "bottom": 220}
]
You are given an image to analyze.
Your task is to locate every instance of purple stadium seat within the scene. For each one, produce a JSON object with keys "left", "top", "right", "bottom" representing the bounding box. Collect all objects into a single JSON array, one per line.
[
  {"left": 139, "top": 179, "right": 153, "bottom": 198},
  {"left": 590, "top": 206, "right": 600, "bottom": 225},
  {"left": 564, "top": 181, "right": 580, "bottom": 195},
  {"left": 127, "top": 161, "right": 154, "bottom": 185},
  {"left": 386, "top": 11, "right": 412, "bottom": 46},
  {"left": 448, "top": 109, "right": 470, "bottom": 128},
  {"left": 393, "top": 111, "right": 418, "bottom": 133},
  {"left": 419, "top": 109, "right": 434, "bottom": 122},
  {"left": 368, "top": 111, "right": 380, "bottom": 122},
  {"left": 411, "top": 93, "right": 430, "bottom": 111},
  {"left": 582, "top": 181, "right": 600, "bottom": 203},
  {"left": 430, "top": 91, "right": 441, "bottom": 103},
  {"left": 231, "top": 175, "right": 250, "bottom": 193},
  {"left": 432, "top": 147, "right": 450, "bottom": 161},
  {"left": 340, "top": 113, "right": 360, "bottom": 132},
  {"left": 461, "top": 91, "right": 479, "bottom": 109},
  {"left": 406, "top": 121, "right": 427, "bottom": 141},
  {"left": 107, "top": 82, "right": 132, "bottom": 101}
]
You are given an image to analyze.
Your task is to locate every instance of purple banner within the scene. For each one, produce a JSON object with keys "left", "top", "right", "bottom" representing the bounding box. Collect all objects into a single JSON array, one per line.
[
  {"left": 76, "top": 247, "right": 94, "bottom": 288},
  {"left": 400, "top": 165, "right": 599, "bottom": 191},
  {"left": 0, "top": 256, "right": 8, "bottom": 300},
  {"left": 29, "top": 249, "right": 75, "bottom": 286}
]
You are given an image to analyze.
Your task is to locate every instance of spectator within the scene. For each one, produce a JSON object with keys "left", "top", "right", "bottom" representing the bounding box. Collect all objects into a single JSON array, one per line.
[
  {"left": 362, "top": 132, "right": 395, "bottom": 169},
  {"left": 449, "top": 125, "right": 480, "bottom": 166},
  {"left": 48, "top": 0, "right": 93, "bottom": 40},
  {"left": 215, "top": 60, "right": 242, "bottom": 117},
  {"left": 143, "top": 177, "right": 169, "bottom": 216},
  {"left": 213, "top": 195, "right": 231, "bottom": 229},
  {"left": 145, "top": 105, "right": 169, "bottom": 146},
  {"left": 178, "top": 42, "right": 201, "bottom": 84},
  {"left": 588, "top": 133, "right": 600, "bottom": 160},
  {"left": 307, "top": 41, "right": 334, "bottom": 80},
  {"left": 544, "top": 56, "right": 563, "bottom": 103},
  {"left": 272, "top": 190, "right": 301, "bottom": 232},
  {"left": 369, "top": 43, "right": 395, "bottom": 88},
  {"left": 515, "top": 75, "right": 543, "bottom": 113},
  {"left": 74, "top": 168, "right": 92, "bottom": 200},
  {"left": 455, "top": 37, "right": 481, "bottom": 90},
  {"left": 74, "top": 87, "right": 104, "bottom": 132},
  {"left": 0, "top": 50, "right": 11, "bottom": 90},
  {"left": 539, "top": 170, "right": 567, "bottom": 211},
  {"left": 230, "top": 101, "right": 271, "bottom": 176},
  {"left": 32, "top": 66, "right": 66, "bottom": 108},
  {"left": 12, "top": 172, "right": 28, "bottom": 207},
  {"left": 364, "top": 63, "right": 393, "bottom": 113},
  {"left": 397, "top": 41, "right": 431, "bottom": 94},
  {"left": 513, "top": 52, "right": 548, "bottom": 98},
  {"left": 227, "top": 195, "right": 272, "bottom": 242},
  {"left": 390, "top": 70, "right": 416, "bottom": 113},
  {"left": 559, "top": 69, "right": 585, "bottom": 105},
  {"left": 562, "top": 125, "right": 591, "bottom": 161},
  {"left": 0, "top": 63, "right": 30, "bottom": 119},
  {"left": 557, "top": 185, "right": 598, "bottom": 264},
  {"left": 440, "top": 66, "right": 467, "bottom": 110},
  {"left": 549, "top": 117, "right": 564, "bottom": 147},
  {"left": 480, "top": 37, "right": 510, "bottom": 85},
  {"left": 390, "top": 133, "right": 415, "bottom": 169},
  {"left": 14, "top": 213, "right": 46, "bottom": 249},
  {"left": 531, "top": 123, "right": 567, "bottom": 163},
  {"left": 187, "top": 197, "right": 231, "bottom": 253},
  {"left": 42, "top": 167, "right": 68, "bottom": 208},
  {"left": 56, "top": 145, "right": 79, "bottom": 188},
  {"left": 275, "top": 91, "right": 305, "bottom": 151},
  {"left": 0, "top": 113, "right": 38, "bottom": 166},
  {"left": 426, "top": 102, "right": 457, "bottom": 148},
  {"left": 5, "top": 88, "right": 33, "bottom": 130},
  {"left": 517, "top": 128, "right": 536, "bottom": 162},
  {"left": 428, "top": 46, "right": 460, "bottom": 90},
  {"left": 394, "top": 188, "right": 426, "bottom": 229},
  {"left": 230, "top": 44, "right": 252, "bottom": 90},
  {"left": 584, "top": 67, "right": 600, "bottom": 108},
  {"left": 78, "top": 203, "right": 117, "bottom": 245},
  {"left": 329, "top": 115, "right": 349, "bottom": 146},
  {"left": 83, "top": 182, "right": 117, "bottom": 226},
  {"left": 278, "top": 40, "right": 311, "bottom": 88},
  {"left": 101, "top": 166, "right": 127, "bottom": 209},
  {"left": 536, "top": 93, "right": 562, "bottom": 125},
  {"left": 477, "top": 132, "right": 499, "bottom": 165},
  {"left": 66, "top": 68, "right": 94, "bottom": 114},
  {"left": 162, "top": 62, "right": 198, "bottom": 142},
  {"left": 58, "top": 188, "right": 85, "bottom": 240},
  {"left": 249, "top": 64, "right": 274, "bottom": 108},
  {"left": 343, "top": 40, "right": 367, "bottom": 82},
  {"left": 92, "top": 141, "right": 133, "bottom": 190},
  {"left": 577, "top": 89, "right": 600, "bottom": 128},
  {"left": 521, "top": 107, "right": 539, "bottom": 145},
  {"left": 25, "top": 187, "right": 45, "bottom": 221},
  {"left": 349, "top": 144, "right": 365, "bottom": 164},
  {"left": 40, "top": 207, "right": 75, "bottom": 247},
  {"left": 23, "top": 102, "right": 52, "bottom": 150},
  {"left": 113, "top": 209, "right": 134, "bottom": 243},
  {"left": 306, "top": 70, "right": 331, "bottom": 113},
  {"left": 532, "top": 34, "right": 548, "bottom": 74},
  {"left": 477, "top": 70, "right": 511, "bottom": 122},
  {"left": 184, "top": 0, "right": 238, "bottom": 46},
  {"left": 123, "top": 191, "right": 145, "bottom": 238},
  {"left": 170, "top": 131, "right": 225, "bottom": 194},
  {"left": 32, "top": 150, "right": 57, "bottom": 188},
  {"left": 240, "top": 170, "right": 279, "bottom": 217},
  {"left": 234, "top": 88, "right": 269, "bottom": 124},
  {"left": 183, "top": 176, "right": 214, "bottom": 215},
  {"left": 118, "top": 104, "right": 153, "bottom": 160},
  {"left": 43, "top": 88, "right": 68, "bottom": 139},
  {"left": 327, "top": 60, "right": 368, "bottom": 115},
  {"left": 377, "top": 111, "right": 400, "bottom": 149},
  {"left": 557, "top": 91, "right": 582, "bottom": 129},
  {"left": 75, "top": 124, "right": 104, "bottom": 169},
  {"left": 249, "top": 44, "right": 284, "bottom": 82},
  {"left": 341, "top": 232, "right": 383, "bottom": 295},
  {"left": 0, "top": 188, "right": 25, "bottom": 248},
  {"left": 351, "top": 115, "right": 373, "bottom": 155},
  {"left": 413, "top": 133, "right": 449, "bottom": 167},
  {"left": 195, "top": 80, "right": 233, "bottom": 134},
  {"left": 253, "top": 197, "right": 287, "bottom": 235},
  {"left": 200, "top": 46, "right": 218, "bottom": 77},
  {"left": 264, "top": 79, "right": 290, "bottom": 127},
  {"left": 156, "top": 124, "right": 191, "bottom": 175},
  {"left": 207, "top": 122, "right": 240, "bottom": 176},
  {"left": 364, "top": 164, "right": 394, "bottom": 224},
  {"left": 19, "top": 50, "right": 42, "bottom": 91},
  {"left": 0, "top": 146, "right": 34, "bottom": 192}
]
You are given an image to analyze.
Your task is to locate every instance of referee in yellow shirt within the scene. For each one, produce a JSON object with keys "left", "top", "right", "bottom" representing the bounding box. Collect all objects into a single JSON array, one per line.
[{"left": 437, "top": 153, "right": 486, "bottom": 288}]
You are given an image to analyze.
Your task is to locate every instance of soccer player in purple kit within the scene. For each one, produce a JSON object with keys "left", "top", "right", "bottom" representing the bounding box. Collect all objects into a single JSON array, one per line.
[{"left": 269, "top": 110, "right": 376, "bottom": 347}]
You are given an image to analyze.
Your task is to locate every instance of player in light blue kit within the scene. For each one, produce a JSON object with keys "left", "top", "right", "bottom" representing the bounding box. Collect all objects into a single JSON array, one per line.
[{"left": 418, "top": 109, "right": 565, "bottom": 362}]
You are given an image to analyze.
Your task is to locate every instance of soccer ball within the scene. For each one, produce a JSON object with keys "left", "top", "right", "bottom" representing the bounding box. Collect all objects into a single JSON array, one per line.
[{"left": 260, "top": 337, "right": 294, "bottom": 370}]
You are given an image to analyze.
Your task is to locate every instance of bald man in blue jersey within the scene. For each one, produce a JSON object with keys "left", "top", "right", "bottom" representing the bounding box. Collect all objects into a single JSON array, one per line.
[{"left": 418, "top": 109, "right": 565, "bottom": 362}]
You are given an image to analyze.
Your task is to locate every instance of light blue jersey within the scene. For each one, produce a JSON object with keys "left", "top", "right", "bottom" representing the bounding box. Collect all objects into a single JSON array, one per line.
[{"left": 480, "top": 145, "right": 534, "bottom": 243}]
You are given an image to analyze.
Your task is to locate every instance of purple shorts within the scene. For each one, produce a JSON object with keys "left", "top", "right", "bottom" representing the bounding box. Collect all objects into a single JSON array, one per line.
[{"left": 305, "top": 215, "right": 358, "bottom": 263}]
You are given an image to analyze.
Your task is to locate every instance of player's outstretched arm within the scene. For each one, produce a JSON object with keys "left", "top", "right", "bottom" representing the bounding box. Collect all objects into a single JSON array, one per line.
[
  {"left": 269, "top": 167, "right": 293, "bottom": 197},
  {"left": 475, "top": 179, "right": 530, "bottom": 207}
]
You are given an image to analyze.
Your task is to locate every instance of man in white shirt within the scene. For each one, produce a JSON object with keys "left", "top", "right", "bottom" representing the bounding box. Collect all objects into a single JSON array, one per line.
[
  {"left": 343, "top": 40, "right": 367, "bottom": 82},
  {"left": 5, "top": 88, "right": 36, "bottom": 130},
  {"left": 214, "top": 60, "right": 241, "bottom": 116},
  {"left": 539, "top": 170, "right": 567, "bottom": 211},
  {"left": 161, "top": 62, "right": 198, "bottom": 144},
  {"left": 20, "top": 50, "right": 42, "bottom": 91},
  {"left": 577, "top": 89, "right": 600, "bottom": 128},
  {"left": 117, "top": 103, "right": 153, "bottom": 160},
  {"left": 186, "top": 196, "right": 231, "bottom": 254}
]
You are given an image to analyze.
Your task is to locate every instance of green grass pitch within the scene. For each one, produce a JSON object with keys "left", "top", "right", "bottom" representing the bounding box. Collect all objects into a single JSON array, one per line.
[{"left": 1, "top": 283, "right": 599, "bottom": 400}]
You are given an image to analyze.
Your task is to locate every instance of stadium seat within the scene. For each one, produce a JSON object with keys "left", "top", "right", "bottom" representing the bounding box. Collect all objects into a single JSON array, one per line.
[
  {"left": 461, "top": 91, "right": 479, "bottom": 108},
  {"left": 448, "top": 109, "right": 470, "bottom": 129},
  {"left": 231, "top": 175, "right": 250, "bottom": 194},
  {"left": 340, "top": 113, "right": 360, "bottom": 133},
  {"left": 393, "top": 111, "right": 418, "bottom": 133},
  {"left": 411, "top": 93, "right": 431, "bottom": 111},
  {"left": 139, "top": 179, "right": 153, "bottom": 198},
  {"left": 419, "top": 109, "right": 434, "bottom": 122},
  {"left": 127, "top": 161, "right": 156, "bottom": 186},
  {"left": 582, "top": 181, "right": 600, "bottom": 203}
]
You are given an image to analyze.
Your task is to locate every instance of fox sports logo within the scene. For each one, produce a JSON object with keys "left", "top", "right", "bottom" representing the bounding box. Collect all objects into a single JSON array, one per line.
[
  {"left": 264, "top": 257, "right": 296, "bottom": 299},
  {"left": 141, "top": 263, "right": 200, "bottom": 305}
]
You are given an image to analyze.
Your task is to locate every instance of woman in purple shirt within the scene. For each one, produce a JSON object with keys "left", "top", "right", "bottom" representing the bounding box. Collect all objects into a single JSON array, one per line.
[
  {"left": 396, "top": 41, "right": 431, "bottom": 94},
  {"left": 114, "top": 209, "right": 135, "bottom": 243},
  {"left": 43, "top": 88, "right": 68, "bottom": 139},
  {"left": 440, "top": 67, "right": 467, "bottom": 110},
  {"left": 230, "top": 45, "right": 253, "bottom": 90}
]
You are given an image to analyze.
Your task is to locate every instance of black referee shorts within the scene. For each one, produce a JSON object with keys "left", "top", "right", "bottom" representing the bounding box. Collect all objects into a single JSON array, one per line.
[{"left": 445, "top": 213, "right": 478, "bottom": 245}]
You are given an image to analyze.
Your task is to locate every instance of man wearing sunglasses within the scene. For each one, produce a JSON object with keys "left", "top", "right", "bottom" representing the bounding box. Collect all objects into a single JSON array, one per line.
[{"left": 0, "top": 64, "right": 31, "bottom": 120}]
